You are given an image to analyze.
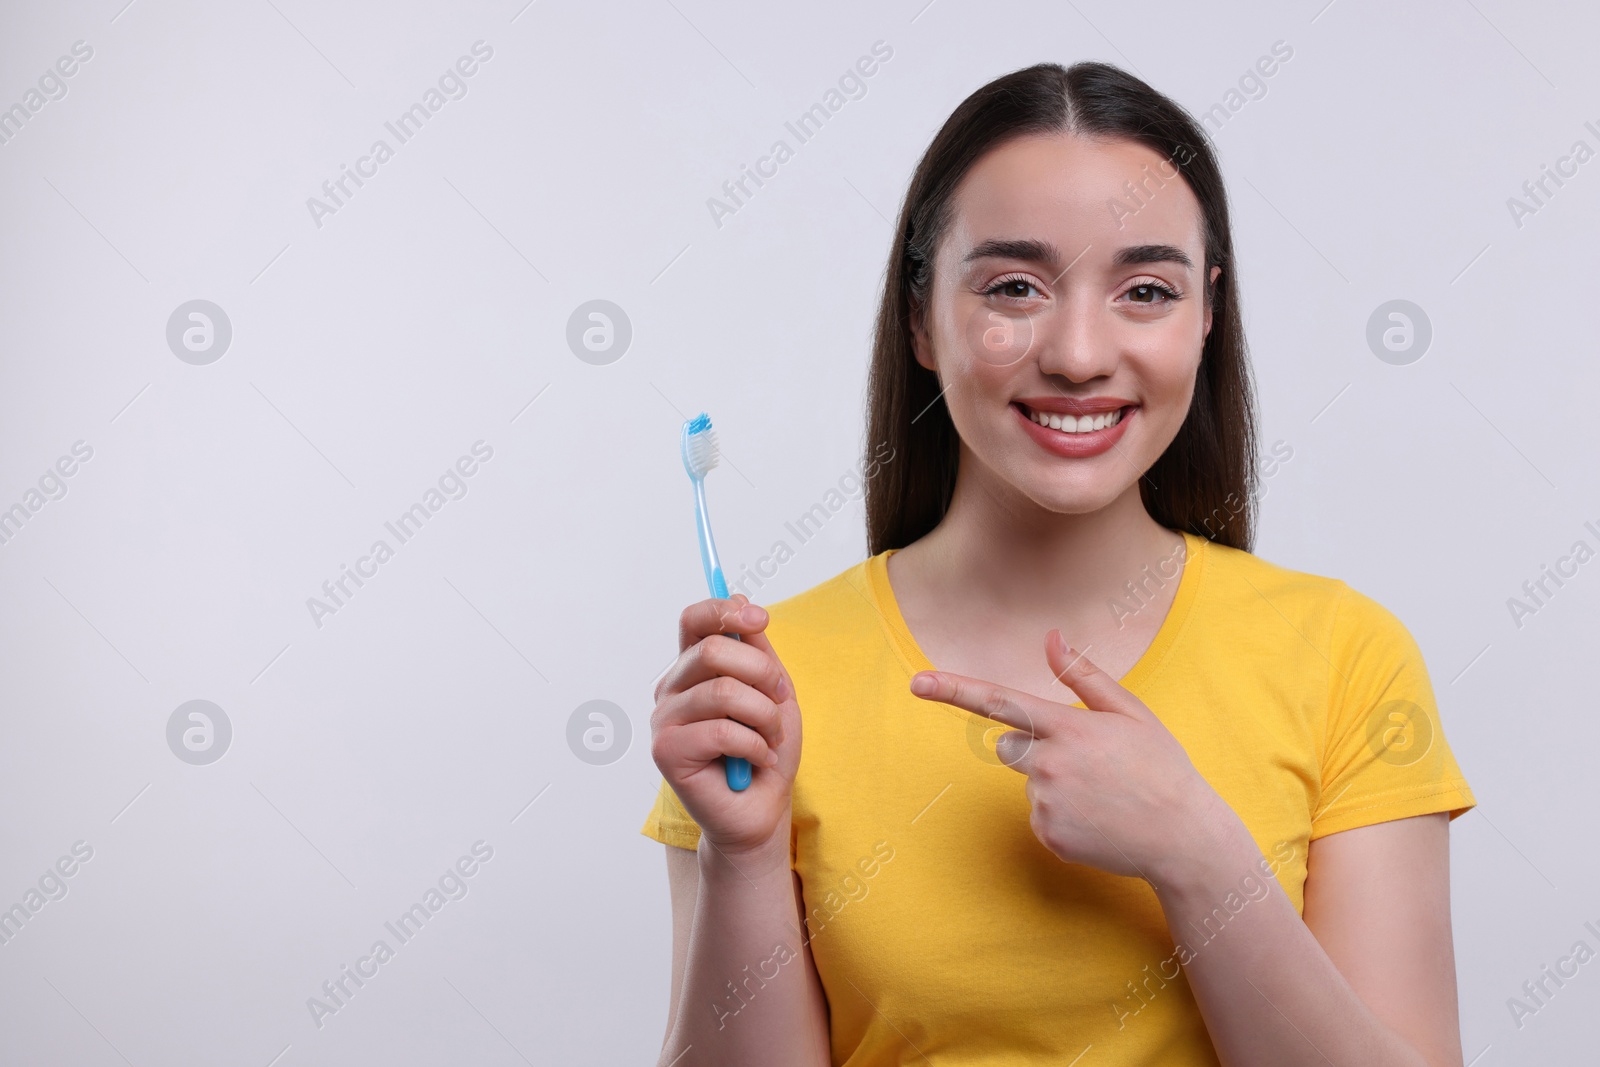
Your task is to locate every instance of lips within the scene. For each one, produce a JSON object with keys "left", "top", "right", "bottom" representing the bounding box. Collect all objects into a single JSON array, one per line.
[{"left": 1011, "top": 400, "right": 1135, "bottom": 458}]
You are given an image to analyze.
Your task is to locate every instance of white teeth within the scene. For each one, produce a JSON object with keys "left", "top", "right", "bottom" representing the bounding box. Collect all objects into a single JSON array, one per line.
[{"left": 1027, "top": 406, "right": 1123, "bottom": 434}]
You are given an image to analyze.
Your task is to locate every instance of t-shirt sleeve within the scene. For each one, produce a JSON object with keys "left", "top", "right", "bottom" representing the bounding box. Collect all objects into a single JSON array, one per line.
[
  {"left": 1310, "top": 582, "right": 1476, "bottom": 840},
  {"left": 640, "top": 777, "right": 704, "bottom": 851},
  {"left": 640, "top": 778, "right": 799, "bottom": 870}
]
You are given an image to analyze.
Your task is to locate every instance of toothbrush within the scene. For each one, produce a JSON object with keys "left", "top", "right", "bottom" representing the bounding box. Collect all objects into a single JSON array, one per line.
[{"left": 680, "top": 412, "right": 753, "bottom": 792}]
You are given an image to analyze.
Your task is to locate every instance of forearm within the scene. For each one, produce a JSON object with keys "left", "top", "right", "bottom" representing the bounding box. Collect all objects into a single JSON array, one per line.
[
  {"left": 660, "top": 826, "right": 829, "bottom": 1067},
  {"left": 1151, "top": 807, "right": 1433, "bottom": 1067}
]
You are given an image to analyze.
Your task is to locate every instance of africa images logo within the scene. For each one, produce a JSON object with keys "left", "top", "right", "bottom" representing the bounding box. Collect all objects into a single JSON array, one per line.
[{"left": 1365, "top": 699, "right": 1433, "bottom": 767}]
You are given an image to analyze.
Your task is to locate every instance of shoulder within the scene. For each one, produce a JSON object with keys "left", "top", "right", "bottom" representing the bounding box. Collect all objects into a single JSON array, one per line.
[
  {"left": 756, "top": 554, "right": 896, "bottom": 674},
  {"left": 1203, "top": 534, "right": 1408, "bottom": 617},
  {"left": 1198, "top": 534, "right": 1344, "bottom": 605},
  {"left": 763, "top": 555, "right": 882, "bottom": 639},
  {"left": 1199, "top": 537, "right": 1432, "bottom": 696},
  {"left": 1193, "top": 536, "right": 1419, "bottom": 658},
  {"left": 1192, "top": 536, "right": 1345, "bottom": 636}
]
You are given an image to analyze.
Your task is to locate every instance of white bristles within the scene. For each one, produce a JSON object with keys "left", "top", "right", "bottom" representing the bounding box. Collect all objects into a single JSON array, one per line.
[{"left": 684, "top": 427, "right": 720, "bottom": 477}]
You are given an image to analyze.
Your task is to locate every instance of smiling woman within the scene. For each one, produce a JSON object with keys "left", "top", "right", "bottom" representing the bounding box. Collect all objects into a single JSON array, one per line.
[{"left": 643, "top": 60, "right": 1474, "bottom": 1067}]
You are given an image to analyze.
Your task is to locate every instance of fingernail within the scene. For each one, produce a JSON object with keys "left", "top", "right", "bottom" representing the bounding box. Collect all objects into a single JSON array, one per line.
[
  {"left": 910, "top": 673, "right": 937, "bottom": 697},
  {"left": 777, "top": 676, "right": 792, "bottom": 702},
  {"left": 764, "top": 750, "right": 779, "bottom": 767},
  {"left": 740, "top": 604, "right": 767, "bottom": 626}
]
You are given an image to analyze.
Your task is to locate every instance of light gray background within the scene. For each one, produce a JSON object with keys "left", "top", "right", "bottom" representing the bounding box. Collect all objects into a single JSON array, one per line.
[{"left": 1, "top": 0, "right": 1595, "bottom": 1063}]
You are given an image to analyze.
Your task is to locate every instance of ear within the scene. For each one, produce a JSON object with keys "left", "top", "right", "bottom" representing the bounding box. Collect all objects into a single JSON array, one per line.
[
  {"left": 910, "top": 300, "right": 936, "bottom": 372},
  {"left": 1201, "top": 265, "right": 1222, "bottom": 341}
]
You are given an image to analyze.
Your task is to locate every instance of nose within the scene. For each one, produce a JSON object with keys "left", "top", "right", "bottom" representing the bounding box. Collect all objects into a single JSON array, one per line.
[{"left": 1032, "top": 294, "right": 1119, "bottom": 384}]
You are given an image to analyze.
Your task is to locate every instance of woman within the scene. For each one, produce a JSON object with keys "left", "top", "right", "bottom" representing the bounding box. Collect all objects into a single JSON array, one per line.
[{"left": 642, "top": 60, "right": 1474, "bottom": 1066}]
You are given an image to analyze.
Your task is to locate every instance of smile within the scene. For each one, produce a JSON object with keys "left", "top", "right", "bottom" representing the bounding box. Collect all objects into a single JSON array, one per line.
[
  {"left": 1011, "top": 401, "right": 1135, "bottom": 459},
  {"left": 1018, "top": 405, "right": 1125, "bottom": 434}
]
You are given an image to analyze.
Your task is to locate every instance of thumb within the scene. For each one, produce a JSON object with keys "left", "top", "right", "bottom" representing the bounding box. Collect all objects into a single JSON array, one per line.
[{"left": 1045, "top": 630, "right": 1146, "bottom": 718}]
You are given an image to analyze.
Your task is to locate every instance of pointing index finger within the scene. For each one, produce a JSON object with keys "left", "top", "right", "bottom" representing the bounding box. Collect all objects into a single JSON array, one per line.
[{"left": 909, "top": 671, "right": 1058, "bottom": 737}]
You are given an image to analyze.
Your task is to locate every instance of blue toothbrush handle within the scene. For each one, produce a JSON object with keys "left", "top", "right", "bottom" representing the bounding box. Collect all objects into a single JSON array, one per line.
[{"left": 709, "top": 566, "right": 753, "bottom": 791}]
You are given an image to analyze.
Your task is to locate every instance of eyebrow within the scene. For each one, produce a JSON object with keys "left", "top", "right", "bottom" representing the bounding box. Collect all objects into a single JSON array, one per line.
[{"left": 963, "top": 238, "right": 1194, "bottom": 273}]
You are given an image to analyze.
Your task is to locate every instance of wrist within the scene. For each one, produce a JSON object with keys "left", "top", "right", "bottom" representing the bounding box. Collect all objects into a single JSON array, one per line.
[
  {"left": 698, "top": 825, "right": 793, "bottom": 883},
  {"left": 1147, "top": 787, "right": 1255, "bottom": 901}
]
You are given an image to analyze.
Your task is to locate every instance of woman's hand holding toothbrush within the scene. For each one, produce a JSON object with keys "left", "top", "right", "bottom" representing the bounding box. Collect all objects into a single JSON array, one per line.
[{"left": 650, "top": 593, "right": 801, "bottom": 860}]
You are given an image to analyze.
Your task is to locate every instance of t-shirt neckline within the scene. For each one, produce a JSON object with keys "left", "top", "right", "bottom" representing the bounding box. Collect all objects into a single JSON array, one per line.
[{"left": 863, "top": 529, "right": 1208, "bottom": 703}]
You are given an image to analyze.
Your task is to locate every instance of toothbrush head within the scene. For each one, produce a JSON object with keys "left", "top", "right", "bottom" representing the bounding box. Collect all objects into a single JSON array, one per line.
[{"left": 681, "top": 412, "right": 720, "bottom": 482}]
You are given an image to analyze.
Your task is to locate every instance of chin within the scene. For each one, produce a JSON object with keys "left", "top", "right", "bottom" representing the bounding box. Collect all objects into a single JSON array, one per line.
[{"left": 1001, "top": 461, "right": 1130, "bottom": 516}]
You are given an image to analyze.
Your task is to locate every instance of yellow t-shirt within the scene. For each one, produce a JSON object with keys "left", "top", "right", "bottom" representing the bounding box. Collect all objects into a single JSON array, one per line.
[{"left": 641, "top": 530, "right": 1475, "bottom": 1065}]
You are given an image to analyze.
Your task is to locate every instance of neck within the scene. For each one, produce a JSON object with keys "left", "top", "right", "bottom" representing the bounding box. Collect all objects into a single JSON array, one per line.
[{"left": 907, "top": 444, "right": 1185, "bottom": 621}]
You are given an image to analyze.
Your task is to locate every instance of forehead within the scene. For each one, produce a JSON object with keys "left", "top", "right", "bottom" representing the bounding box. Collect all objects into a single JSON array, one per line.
[{"left": 945, "top": 132, "right": 1205, "bottom": 260}]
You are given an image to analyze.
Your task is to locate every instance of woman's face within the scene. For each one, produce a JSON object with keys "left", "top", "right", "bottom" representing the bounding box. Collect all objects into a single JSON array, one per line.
[{"left": 912, "top": 132, "right": 1221, "bottom": 516}]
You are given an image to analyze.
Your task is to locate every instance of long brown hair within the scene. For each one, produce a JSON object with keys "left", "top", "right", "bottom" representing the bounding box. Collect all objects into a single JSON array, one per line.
[{"left": 864, "top": 60, "right": 1259, "bottom": 555}]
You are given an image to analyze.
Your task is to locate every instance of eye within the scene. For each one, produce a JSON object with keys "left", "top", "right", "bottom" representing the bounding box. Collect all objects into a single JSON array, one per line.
[
  {"left": 981, "top": 274, "right": 1043, "bottom": 301},
  {"left": 1124, "top": 278, "right": 1183, "bottom": 305}
]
